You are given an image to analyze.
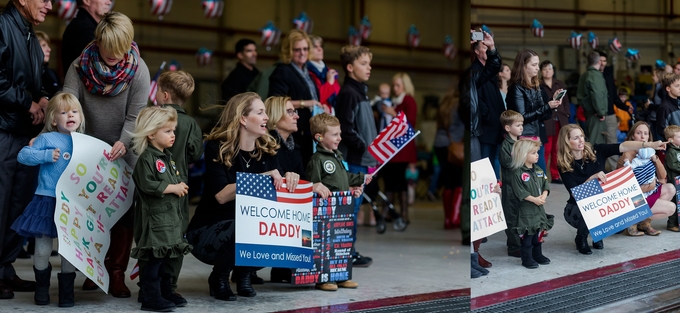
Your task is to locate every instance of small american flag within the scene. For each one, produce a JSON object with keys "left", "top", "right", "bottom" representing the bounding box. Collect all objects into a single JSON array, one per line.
[
  {"left": 571, "top": 166, "right": 636, "bottom": 201},
  {"left": 236, "top": 172, "right": 313, "bottom": 204},
  {"left": 368, "top": 112, "right": 418, "bottom": 164},
  {"left": 129, "top": 262, "right": 139, "bottom": 280},
  {"left": 148, "top": 61, "right": 166, "bottom": 105}
]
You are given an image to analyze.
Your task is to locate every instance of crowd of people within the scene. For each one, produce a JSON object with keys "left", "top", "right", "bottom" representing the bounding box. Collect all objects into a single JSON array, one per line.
[
  {"left": 0, "top": 0, "right": 457, "bottom": 311},
  {"left": 464, "top": 27, "right": 680, "bottom": 278}
]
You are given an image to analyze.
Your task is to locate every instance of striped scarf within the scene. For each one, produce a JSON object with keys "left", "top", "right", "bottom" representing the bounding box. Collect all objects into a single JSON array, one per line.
[{"left": 76, "top": 42, "right": 140, "bottom": 97}]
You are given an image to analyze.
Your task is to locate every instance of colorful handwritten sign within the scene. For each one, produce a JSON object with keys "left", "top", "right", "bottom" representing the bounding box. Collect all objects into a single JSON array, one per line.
[
  {"left": 292, "top": 191, "right": 355, "bottom": 285},
  {"left": 571, "top": 166, "right": 651, "bottom": 242},
  {"left": 471, "top": 158, "right": 506, "bottom": 242},
  {"left": 54, "top": 133, "right": 135, "bottom": 293},
  {"left": 234, "top": 173, "right": 314, "bottom": 268}
]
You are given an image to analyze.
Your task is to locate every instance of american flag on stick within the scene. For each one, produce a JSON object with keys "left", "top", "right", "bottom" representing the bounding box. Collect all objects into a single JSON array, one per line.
[
  {"left": 368, "top": 112, "right": 420, "bottom": 174},
  {"left": 571, "top": 166, "right": 636, "bottom": 201},
  {"left": 149, "top": 61, "right": 166, "bottom": 105}
]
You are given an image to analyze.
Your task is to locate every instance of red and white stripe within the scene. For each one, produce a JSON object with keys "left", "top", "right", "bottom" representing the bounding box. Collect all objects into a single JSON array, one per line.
[
  {"left": 601, "top": 166, "right": 636, "bottom": 193},
  {"left": 129, "top": 262, "right": 139, "bottom": 280},
  {"left": 369, "top": 113, "right": 409, "bottom": 163},
  {"left": 570, "top": 35, "right": 582, "bottom": 50},
  {"left": 408, "top": 34, "right": 421, "bottom": 48},
  {"left": 150, "top": 0, "right": 172, "bottom": 17},
  {"left": 349, "top": 34, "right": 362, "bottom": 46},
  {"left": 261, "top": 29, "right": 281, "bottom": 47},
  {"left": 359, "top": 25, "right": 372, "bottom": 40},
  {"left": 202, "top": 0, "right": 224, "bottom": 19},
  {"left": 589, "top": 37, "right": 599, "bottom": 49},
  {"left": 532, "top": 27, "right": 544, "bottom": 38},
  {"left": 609, "top": 38, "right": 622, "bottom": 53},
  {"left": 444, "top": 43, "right": 457, "bottom": 60},
  {"left": 58, "top": 0, "right": 78, "bottom": 21},
  {"left": 276, "top": 179, "right": 313, "bottom": 204}
]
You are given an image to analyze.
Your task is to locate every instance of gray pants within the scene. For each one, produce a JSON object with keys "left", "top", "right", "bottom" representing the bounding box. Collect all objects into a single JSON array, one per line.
[
  {"left": 605, "top": 114, "right": 620, "bottom": 171},
  {"left": 0, "top": 130, "right": 38, "bottom": 279},
  {"left": 34, "top": 237, "right": 75, "bottom": 273}
]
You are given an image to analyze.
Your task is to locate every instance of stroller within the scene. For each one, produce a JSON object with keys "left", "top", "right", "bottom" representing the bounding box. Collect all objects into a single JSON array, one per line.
[{"left": 362, "top": 181, "right": 408, "bottom": 234}]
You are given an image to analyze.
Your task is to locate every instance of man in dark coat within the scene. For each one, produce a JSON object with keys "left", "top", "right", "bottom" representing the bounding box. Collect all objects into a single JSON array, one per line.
[
  {"left": 61, "top": 0, "right": 111, "bottom": 72},
  {"left": 0, "top": 0, "right": 53, "bottom": 299},
  {"left": 597, "top": 50, "right": 632, "bottom": 171},
  {"left": 220, "top": 39, "right": 259, "bottom": 104}
]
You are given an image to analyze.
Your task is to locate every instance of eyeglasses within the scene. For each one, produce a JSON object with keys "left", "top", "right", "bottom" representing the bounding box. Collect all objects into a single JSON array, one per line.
[
  {"left": 292, "top": 47, "right": 309, "bottom": 53},
  {"left": 286, "top": 109, "right": 299, "bottom": 117}
]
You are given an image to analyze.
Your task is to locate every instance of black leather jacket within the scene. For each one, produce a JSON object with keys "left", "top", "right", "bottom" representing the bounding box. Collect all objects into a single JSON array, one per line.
[
  {"left": 506, "top": 84, "right": 552, "bottom": 138},
  {"left": 462, "top": 48, "right": 501, "bottom": 137},
  {"left": 0, "top": 2, "right": 45, "bottom": 136}
]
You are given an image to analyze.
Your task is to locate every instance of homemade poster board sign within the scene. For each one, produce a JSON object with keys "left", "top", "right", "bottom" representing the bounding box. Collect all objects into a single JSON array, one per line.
[
  {"left": 54, "top": 133, "right": 135, "bottom": 293},
  {"left": 571, "top": 166, "right": 651, "bottom": 242},
  {"left": 292, "top": 191, "right": 355, "bottom": 285},
  {"left": 234, "top": 173, "right": 314, "bottom": 269},
  {"left": 471, "top": 158, "right": 506, "bottom": 242}
]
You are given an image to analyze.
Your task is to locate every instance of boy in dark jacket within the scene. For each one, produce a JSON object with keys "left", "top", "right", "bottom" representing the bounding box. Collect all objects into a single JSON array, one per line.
[
  {"left": 152, "top": 70, "right": 204, "bottom": 301},
  {"left": 307, "top": 113, "right": 373, "bottom": 291},
  {"left": 335, "top": 45, "right": 377, "bottom": 268},
  {"left": 664, "top": 125, "right": 680, "bottom": 232}
]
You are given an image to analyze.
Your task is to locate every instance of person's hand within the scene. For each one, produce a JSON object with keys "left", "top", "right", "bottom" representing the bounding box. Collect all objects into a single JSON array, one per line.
[
  {"left": 548, "top": 100, "right": 561, "bottom": 109},
  {"left": 481, "top": 28, "right": 495, "bottom": 50},
  {"left": 284, "top": 172, "right": 301, "bottom": 192},
  {"left": 52, "top": 148, "right": 61, "bottom": 162},
  {"left": 351, "top": 186, "right": 364, "bottom": 198},
  {"left": 650, "top": 140, "right": 669, "bottom": 150},
  {"left": 539, "top": 194, "right": 547, "bottom": 202},
  {"left": 327, "top": 69, "right": 338, "bottom": 85},
  {"left": 267, "top": 170, "right": 284, "bottom": 190},
  {"left": 628, "top": 107, "right": 634, "bottom": 114},
  {"left": 38, "top": 97, "right": 49, "bottom": 110},
  {"left": 171, "top": 182, "right": 189, "bottom": 197},
  {"left": 109, "top": 141, "right": 127, "bottom": 161},
  {"left": 531, "top": 196, "right": 546, "bottom": 206},
  {"left": 28, "top": 136, "right": 37, "bottom": 147},
  {"left": 364, "top": 174, "right": 373, "bottom": 185},
  {"left": 552, "top": 89, "right": 564, "bottom": 100},
  {"left": 589, "top": 171, "right": 607, "bottom": 183},
  {"left": 382, "top": 104, "right": 397, "bottom": 117},
  {"left": 312, "top": 182, "right": 331, "bottom": 199},
  {"left": 29, "top": 102, "right": 44, "bottom": 125},
  {"left": 492, "top": 183, "right": 501, "bottom": 194}
]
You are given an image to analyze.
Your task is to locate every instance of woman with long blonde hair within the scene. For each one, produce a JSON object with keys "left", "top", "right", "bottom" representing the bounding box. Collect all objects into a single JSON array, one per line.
[
  {"left": 186, "top": 92, "right": 300, "bottom": 301},
  {"left": 557, "top": 124, "right": 669, "bottom": 255}
]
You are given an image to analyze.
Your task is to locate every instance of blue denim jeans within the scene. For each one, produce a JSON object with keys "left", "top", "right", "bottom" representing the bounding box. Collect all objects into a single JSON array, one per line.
[{"left": 347, "top": 163, "right": 368, "bottom": 247}]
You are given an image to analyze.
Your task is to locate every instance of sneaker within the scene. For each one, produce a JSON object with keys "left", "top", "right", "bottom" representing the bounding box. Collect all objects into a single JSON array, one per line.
[
  {"left": 315, "top": 283, "right": 338, "bottom": 291},
  {"left": 336, "top": 280, "right": 358, "bottom": 288},
  {"left": 352, "top": 253, "right": 373, "bottom": 267}
]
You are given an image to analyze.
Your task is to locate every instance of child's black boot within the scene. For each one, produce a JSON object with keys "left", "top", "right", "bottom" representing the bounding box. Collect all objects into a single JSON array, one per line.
[
  {"left": 532, "top": 242, "right": 551, "bottom": 265},
  {"left": 160, "top": 273, "right": 186, "bottom": 307},
  {"left": 57, "top": 272, "right": 76, "bottom": 307},
  {"left": 33, "top": 264, "right": 51, "bottom": 305}
]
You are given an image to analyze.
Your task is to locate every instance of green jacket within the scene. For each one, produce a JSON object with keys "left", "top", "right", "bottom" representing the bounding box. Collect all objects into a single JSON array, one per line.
[
  {"left": 131, "top": 145, "right": 192, "bottom": 261},
  {"left": 306, "top": 146, "right": 364, "bottom": 191},
  {"left": 499, "top": 136, "right": 518, "bottom": 217},
  {"left": 164, "top": 104, "right": 204, "bottom": 232},
  {"left": 508, "top": 164, "right": 554, "bottom": 235},
  {"left": 577, "top": 66, "right": 608, "bottom": 117},
  {"left": 666, "top": 144, "right": 680, "bottom": 184}
]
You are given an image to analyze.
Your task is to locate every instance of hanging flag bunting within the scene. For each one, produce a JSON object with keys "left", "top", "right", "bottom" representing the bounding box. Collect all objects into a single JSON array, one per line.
[
  {"left": 202, "top": 0, "right": 224, "bottom": 19},
  {"left": 569, "top": 31, "right": 583, "bottom": 50},
  {"left": 444, "top": 35, "right": 456, "bottom": 60},
  {"left": 348, "top": 26, "right": 362, "bottom": 46},
  {"left": 292, "top": 12, "right": 314, "bottom": 33},
  {"left": 57, "top": 0, "right": 78, "bottom": 21},
  {"left": 625, "top": 48, "right": 640, "bottom": 60},
  {"left": 588, "top": 32, "right": 599, "bottom": 49},
  {"left": 531, "top": 19, "right": 544, "bottom": 38},
  {"left": 167, "top": 59, "right": 182, "bottom": 72},
  {"left": 150, "top": 0, "right": 172, "bottom": 20},
  {"left": 196, "top": 47, "right": 213, "bottom": 67},
  {"left": 359, "top": 16, "right": 372, "bottom": 40},
  {"left": 260, "top": 21, "right": 281, "bottom": 51},
  {"left": 609, "top": 37, "right": 622, "bottom": 53},
  {"left": 656, "top": 60, "right": 667, "bottom": 69},
  {"left": 407, "top": 24, "right": 421, "bottom": 48}
]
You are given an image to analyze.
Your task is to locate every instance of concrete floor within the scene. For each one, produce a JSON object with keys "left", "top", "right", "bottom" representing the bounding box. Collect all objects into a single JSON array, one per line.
[
  {"left": 471, "top": 182, "right": 680, "bottom": 298},
  {"left": 4, "top": 200, "right": 466, "bottom": 312}
]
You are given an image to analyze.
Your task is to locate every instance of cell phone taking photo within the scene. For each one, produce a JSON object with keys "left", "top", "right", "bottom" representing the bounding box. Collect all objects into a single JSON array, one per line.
[
  {"left": 471, "top": 31, "right": 484, "bottom": 41},
  {"left": 554, "top": 90, "right": 567, "bottom": 101}
]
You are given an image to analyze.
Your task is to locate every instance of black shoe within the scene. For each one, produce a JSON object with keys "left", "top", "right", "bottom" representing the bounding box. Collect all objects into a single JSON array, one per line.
[
  {"left": 0, "top": 281, "right": 13, "bottom": 299},
  {"left": 270, "top": 268, "right": 291, "bottom": 283},
  {"left": 160, "top": 274, "right": 186, "bottom": 307},
  {"left": 57, "top": 272, "right": 76, "bottom": 307},
  {"left": 213, "top": 273, "right": 236, "bottom": 301},
  {"left": 33, "top": 265, "right": 51, "bottom": 305},
  {"left": 5, "top": 274, "right": 36, "bottom": 292},
  {"left": 230, "top": 271, "right": 263, "bottom": 285},
  {"left": 141, "top": 279, "right": 176, "bottom": 312},
  {"left": 507, "top": 249, "right": 522, "bottom": 258},
  {"left": 521, "top": 247, "right": 539, "bottom": 269},
  {"left": 470, "top": 253, "right": 489, "bottom": 275},
  {"left": 50, "top": 250, "right": 58, "bottom": 257},
  {"left": 236, "top": 270, "right": 256, "bottom": 297},
  {"left": 551, "top": 179, "right": 563, "bottom": 184},
  {"left": 352, "top": 253, "right": 373, "bottom": 268},
  {"left": 592, "top": 241, "right": 604, "bottom": 250},
  {"left": 575, "top": 236, "right": 592, "bottom": 255},
  {"left": 532, "top": 243, "right": 551, "bottom": 265}
]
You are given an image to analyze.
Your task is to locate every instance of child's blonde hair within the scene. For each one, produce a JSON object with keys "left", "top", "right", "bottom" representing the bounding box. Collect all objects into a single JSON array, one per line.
[
  {"left": 500, "top": 110, "right": 524, "bottom": 128},
  {"left": 44, "top": 93, "right": 85, "bottom": 134},
  {"left": 310, "top": 113, "right": 340, "bottom": 140},
  {"left": 511, "top": 138, "right": 541, "bottom": 170},
  {"left": 131, "top": 106, "right": 177, "bottom": 155},
  {"left": 158, "top": 70, "right": 195, "bottom": 104},
  {"left": 665, "top": 125, "right": 680, "bottom": 141}
]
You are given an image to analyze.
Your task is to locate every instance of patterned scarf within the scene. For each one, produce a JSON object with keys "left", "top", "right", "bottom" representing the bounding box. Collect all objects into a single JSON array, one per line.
[
  {"left": 275, "top": 130, "right": 296, "bottom": 151},
  {"left": 76, "top": 42, "right": 140, "bottom": 97}
]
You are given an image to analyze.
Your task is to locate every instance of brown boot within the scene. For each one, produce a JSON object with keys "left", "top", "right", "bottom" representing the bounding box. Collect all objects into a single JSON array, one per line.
[
  {"left": 638, "top": 219, "right": 661, "bottom": 236},
  {"left": 106, "top": 224, "right": 134, "bottom": 298},
  {"left": 626, "top": 224, "right": 644, "bottom": 236},
  {"left": 473, "top": 239, "right": 492, "bottom": 268}
]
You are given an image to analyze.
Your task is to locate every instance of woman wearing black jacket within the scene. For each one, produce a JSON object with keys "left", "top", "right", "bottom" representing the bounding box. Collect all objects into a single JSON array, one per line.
[{"left": 506, "top": 49, "right": 562, "bottom": 172}]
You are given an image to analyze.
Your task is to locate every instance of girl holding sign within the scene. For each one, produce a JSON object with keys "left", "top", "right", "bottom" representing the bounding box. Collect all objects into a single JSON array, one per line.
[
  {"left": 557, "top": 124, "right": 671, "bottom": 255},
  {"left": 11, "top": 93, "right": 85, "bottom": 307},
  {"left": 617, "top": 121, "right": 676, "bottom": 236},
  {"left": 508, "top": 139, "right": 554, "bottom": 269}
]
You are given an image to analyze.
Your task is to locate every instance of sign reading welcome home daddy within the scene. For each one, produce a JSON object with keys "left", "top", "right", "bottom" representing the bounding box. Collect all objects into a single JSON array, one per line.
[
  {"left": 54, "top": 133, "right": 135, "bottom": 293},
  {"left": 471, "top": 158, "right": 506, "bottom": 242},
  {"left": 571, "top": 166, "right": 651, "bottom": 242}
]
